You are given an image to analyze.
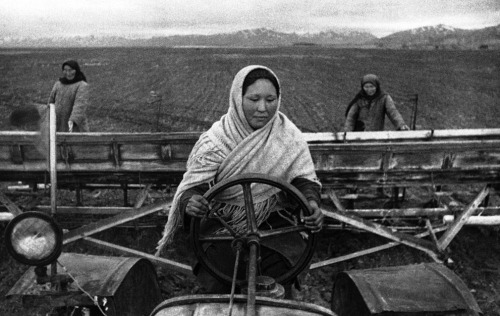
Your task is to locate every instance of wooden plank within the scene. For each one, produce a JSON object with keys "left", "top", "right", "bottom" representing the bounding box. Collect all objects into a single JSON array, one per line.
[
  {"left": 82, "top": 237, "right": 192, "bottom": 275},
  {"left": 36, "top": 205, "right": 134, "bottom": 215},
  {"left": 0, "top": 213, "right": 14, "bottom": 221},
  {"left": 321, "top": 209, "right": 440, "bottom": 261},
  {"left": 2, "top": 128, "right": 499, "bottom": 144},
  {"left": 63, "top": 199, "right": 171, "bottom": 244},
  {"left": 0, "top": 161, "right": 187, "bottom": 172},
  {"left": 0, "top": 191, "right": 23, "bottom": 216},
  {"left": 2, "top": 130, "right": 500, "bottom": 153},
  {"left": 55, "top": 131, "right": 200, "bottom": 143},
  {"left": 316, "top": 170, "right": 500, "bottom": 188},
  {"left": 1, "top": 130, "right": 500, "bottom": 177},
  {"left": 443, "top": 215, "right": 500, "bottom": 225},
  {"left": 0, "top": 168, "right": 497, "bottom": 188},
  {"left": 0, "top": 170, "right": 186, "bottom": 186},
  {"left": 30, "top": 203, "right": 500, "bottom": 218},
  {"left": 303, "top": 128, "right": 500, "bottom": 142},
  {"left": 430, "top": 128, "right": 500, "bottom": 138},
  {"left": 310, "top": 139, "right": 500, "bottom": 150},
  {"left": 324, "top": 204, "right": 445, "bottom": 217},
  {"left": 438, "top": 185, "right": 490, "bottom": 251}
]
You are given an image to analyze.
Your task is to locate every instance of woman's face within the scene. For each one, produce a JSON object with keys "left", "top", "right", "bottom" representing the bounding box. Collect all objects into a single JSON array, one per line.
[
  {"left": 363, "top": 83, "right": 377, "bottom": 96},
  {"left": 242, "top": 79, "right": 278, "bottom": 130},
  {"left": 63, "top": 65, "right": 76, "bottom": 81}
]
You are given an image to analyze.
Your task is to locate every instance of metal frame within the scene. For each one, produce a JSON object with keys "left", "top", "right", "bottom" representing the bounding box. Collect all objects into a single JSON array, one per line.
[{"left": 1, "top": 128, "right": 499, "bottom": 272}]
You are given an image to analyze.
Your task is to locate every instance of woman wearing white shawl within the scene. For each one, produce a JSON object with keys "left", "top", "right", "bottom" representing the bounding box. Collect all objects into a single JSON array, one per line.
[{"left": 156, "top": 65, "right": 323, "bottom": 296}]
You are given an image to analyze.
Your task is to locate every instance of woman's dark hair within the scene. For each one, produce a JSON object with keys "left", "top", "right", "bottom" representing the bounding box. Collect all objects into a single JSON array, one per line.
[
  {"left": 242, "top": 68, "right": 280, "bottom": 97},
  {"left": 59, "top": 60, "right": 87, "bottom": 84},
  {"left": 345, "top": 73, "right": 386, "bottom": 116}
]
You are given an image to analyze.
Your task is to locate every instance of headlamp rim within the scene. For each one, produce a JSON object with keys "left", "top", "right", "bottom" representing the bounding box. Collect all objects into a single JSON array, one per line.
[{"left": 4, "top": 211, "right": 63, "bottom": 266}]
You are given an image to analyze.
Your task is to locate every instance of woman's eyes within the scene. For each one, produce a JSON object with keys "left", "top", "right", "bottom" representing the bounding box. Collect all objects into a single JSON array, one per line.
[{"left": 248, "top": 96, "right": 276, "bottom": 102}]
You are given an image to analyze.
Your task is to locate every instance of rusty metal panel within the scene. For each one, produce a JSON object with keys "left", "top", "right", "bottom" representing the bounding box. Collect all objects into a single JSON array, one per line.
[{"left": 331, "top": 263, "right": 481, "bottom": 315}]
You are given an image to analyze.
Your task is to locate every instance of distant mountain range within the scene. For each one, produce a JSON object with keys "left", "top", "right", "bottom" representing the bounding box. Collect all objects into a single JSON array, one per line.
[
  {"left": 377, "top": 24, "right": 500, "bottom": 49},
  {"left": 1, "top": 24, "right": 499, "bottom": 49}
]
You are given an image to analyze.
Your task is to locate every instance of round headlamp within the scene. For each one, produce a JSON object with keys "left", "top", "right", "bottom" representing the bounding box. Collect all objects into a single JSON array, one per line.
[{"left": 4, "top": 212, "right": 62, "bottom": 266}]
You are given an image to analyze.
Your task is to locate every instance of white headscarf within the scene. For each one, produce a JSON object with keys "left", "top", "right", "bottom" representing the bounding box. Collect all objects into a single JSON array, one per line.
[{"left": 156, "top": 65, "right": 319, "bottom": 255}]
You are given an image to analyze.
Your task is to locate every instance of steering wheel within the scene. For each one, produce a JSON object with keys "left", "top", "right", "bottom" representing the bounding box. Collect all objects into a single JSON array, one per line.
[{"left": 190, "top": 173, "right": 317, "bottom": 287}]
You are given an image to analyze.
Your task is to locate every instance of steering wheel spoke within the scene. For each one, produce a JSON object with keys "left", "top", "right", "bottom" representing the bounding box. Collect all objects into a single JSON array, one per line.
[
  {"left": 258, "top": 225, "right": 309, "bottom": 239},
  {"left": 191, "top": 174, "right": 317, "bottom": 286},
  {"left": 241, "top": 183, "right": 258, "bottom": 233},
  {"left": 198, "top": 234, "right": 235, "bottom": 243}
]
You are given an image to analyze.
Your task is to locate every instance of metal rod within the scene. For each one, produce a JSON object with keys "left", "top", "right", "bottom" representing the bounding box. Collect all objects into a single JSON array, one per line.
[
  {"left": 228, "top": 246, "right": 241, "bottom": 316},
  {"left": 246, "top": 243, "right": 258, "bottom": 316},
  {"left": 49, "top": 103, "right": 57, "bottom": 215},
  {"left": 48, "top": 103, "right": 58, "bottom": 278},
  {"left": 242, "top": 182, "right": 257, "bottom": 316},
  {"left": 411, "top": 93, "right": 418, "bottom": 130}
]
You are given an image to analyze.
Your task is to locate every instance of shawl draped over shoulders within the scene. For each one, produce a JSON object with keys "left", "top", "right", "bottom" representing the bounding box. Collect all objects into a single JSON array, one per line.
[{"left": 156, "top": 65, "right": 320, "bottom": 255}]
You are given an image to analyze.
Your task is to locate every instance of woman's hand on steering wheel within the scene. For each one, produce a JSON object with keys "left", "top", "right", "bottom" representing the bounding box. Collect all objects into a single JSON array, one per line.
[
  {"left": 303, "top": 200, "right": 323, "bottom": 233},
  {"left": 186, "top": 195, "right": 209, "bottom": 218}
]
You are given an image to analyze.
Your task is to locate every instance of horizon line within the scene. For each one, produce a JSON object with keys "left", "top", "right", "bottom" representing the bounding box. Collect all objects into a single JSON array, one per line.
[{"left": 1, "top": 23, "right": 499, "bottom": 41}]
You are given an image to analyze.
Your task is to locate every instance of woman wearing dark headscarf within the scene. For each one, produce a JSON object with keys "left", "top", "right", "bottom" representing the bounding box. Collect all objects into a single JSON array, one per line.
[
  {"left": 156, "top": 65, "right": 323, "bottom": 297},
  {"left": 344, "top": 74, "right": 409, "bottom": 132},
  {"left": 47, "top": 60, "right": 89, "bottom": 132}
]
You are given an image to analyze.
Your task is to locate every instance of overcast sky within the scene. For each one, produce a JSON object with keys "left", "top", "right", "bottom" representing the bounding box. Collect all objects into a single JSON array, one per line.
[{"left": 1, "top": 0, "right": 499, "bottom": 39}]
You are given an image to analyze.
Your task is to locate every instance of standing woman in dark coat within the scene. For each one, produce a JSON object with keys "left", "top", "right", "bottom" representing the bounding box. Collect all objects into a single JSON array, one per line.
[
  {"left": 344, "top": 74, "right": 409, "bottom": 132},
  {"left": 48, "top": 60, "right": 90, "bottom": 132}
]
